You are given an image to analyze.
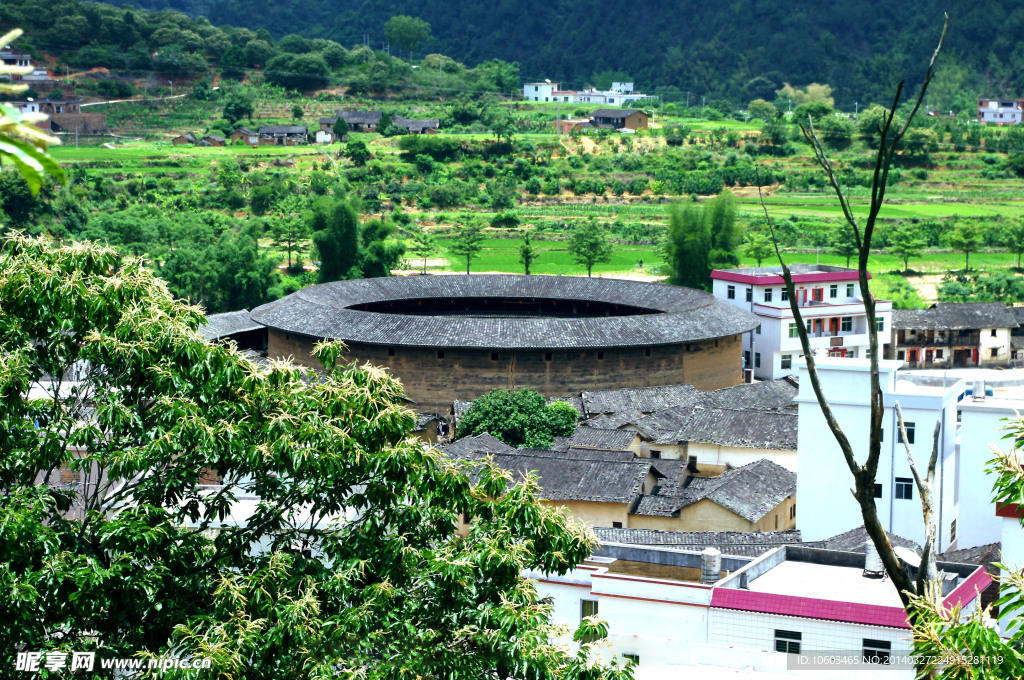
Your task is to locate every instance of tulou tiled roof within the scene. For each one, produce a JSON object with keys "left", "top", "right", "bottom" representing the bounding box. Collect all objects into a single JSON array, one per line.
[
  {"left": 250, "top": 275, "right": 758, "bottom": 350},
  {"left": 200, "top": 310, "right": 264, "bottom": 341},
  {"left": 594, "top": 527, "right": 803, "bottom": 558},
  {"left": 632, "top": 459, "right": 795, "bottom": 522},
  {"left": 893, "top": 303, "right": 1019, "bottom": 331}
]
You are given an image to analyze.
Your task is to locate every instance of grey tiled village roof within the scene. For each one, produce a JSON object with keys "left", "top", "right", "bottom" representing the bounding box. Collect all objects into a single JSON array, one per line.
[
  {"left": 937, "top": 543, "right": 1001, "bottom": 568},
  {"left": 450, "top": 449, "right": 659, "bottom": 504},
  {"left": 594, "top": 527, "right": 803, "bottom": 558},
  {"left": 567, "top": 427, "right": 637, "bottom": 451},
  {"left": 249, "top": 276, "right": 759, "bottom": 350},
  {"left": 590, "top": 108, "right": 644, "bottom": 118},
  {"left": 392, "top": 115, "right": 439, "bottom": 132},
  {"left": 441, "top": 433, "right": 513, "bottom": 456},
  {"left": 200, "top": 310, "right": 264, "bottom": 341},
  {"left": 637, "top": 405, "right": 798, "bottom": 450},
  {"left": 892, "top": 303, "right": 1019, "bottom": 331},
  {"left": 582, "top": 383, "right": 703, "bottom": 415},
  {"left": 632, "top": 459, "right": 795, "bottom": 522},
  {"left": 259, "top": 125, "right": 308, "bottom": 135},
  {"left": 814, "top": 526, "right": 920, "bottom": 553},
  {"left": 703, "top": 377, "right": 798, "bottom": 411},
  {"left": 337, "top": 110, "right": 383, "bottom": 125}
]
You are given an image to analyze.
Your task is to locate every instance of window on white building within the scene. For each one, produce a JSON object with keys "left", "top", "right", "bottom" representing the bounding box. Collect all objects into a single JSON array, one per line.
[
  {"left": 876, "top": 316, "right": 885, "bottom": 332},
  {"left": 874, "top": 483, "right": 883, "bottom": 498},
  {"left": 991, "top": 329, "right": 998, "bottom": 337},
  {"left": 774, "top": 630, "right": 801, "bottom": 654},
  {"left": 841, "top": 316, "right": 852, "bottom": 332},
  {"left": 744, "top": 351, "right": 750, "bottom": 367},
  {"left": 862, "top": 639, "right": 891, "bottom": 664},
  {"left": 754, "top": 353, "right": 761, "bottom": 368},
  {"left": 895, "top": 477, "right": 913, "bottom": 500},
  {"left": 746, "top": 288, "right": 753, "bottom": 302},
  {"left": 756, "top": 324, "right": 762, "bottom": 335},
  {"left": 727, "top": 284, "right": 735, "bottom": 299},
  {"left": 781, "top": 288, "right": 789, "bottom": 301},
  {"left": 788, "top": 323, "right": 799, "bottom": 338},
  {"left": 780, "top": 354, "right": 792, "bottom": 370},
  {"left": 847, "top": 283, "right": 855, "bottom": 297},
  {"left": 897, "top": 422, "right": 915, "bottom": 444},
  {"left": 764, "top": 288, "right": 773, "bottom": 302},
  {"left": 580, "top": 600, "right": 601, "bottom": 642},
  {"left": 830, "top": 284, "right": 838, "bottom": 298},
  {"left": 992, "top": 348, "right": 999, "bottom": 358}
]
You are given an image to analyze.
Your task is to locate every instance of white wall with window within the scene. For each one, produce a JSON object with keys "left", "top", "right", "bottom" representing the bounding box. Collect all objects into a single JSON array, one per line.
[{"left": 795, "top": 358, "right": 962, "bottom": 549}]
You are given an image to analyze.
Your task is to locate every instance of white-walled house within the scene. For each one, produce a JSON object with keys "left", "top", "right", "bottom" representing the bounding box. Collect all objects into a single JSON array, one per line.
[
  {"left": 523, "top": 82, "right": 559, "bottom": 101},
  {"left": 711, "top": 265, "right": 892, "bottom": 380},
  {"left": 522, "top": 80, "right": 652, "bottom": 105},
  {"left": 796, "top": 359, "right": 962, "bottom": 551},
  {"left": 529, "top": 541, "right": 988, "bottom": 677},
  {"left": 978, "top": 98, "right": 1024, "bottom": 125}
]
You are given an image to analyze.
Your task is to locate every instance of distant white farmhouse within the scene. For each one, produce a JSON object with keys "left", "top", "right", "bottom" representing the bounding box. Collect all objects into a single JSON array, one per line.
[{"left": 522, "top": 80, "right": 651, "bottom": 106}]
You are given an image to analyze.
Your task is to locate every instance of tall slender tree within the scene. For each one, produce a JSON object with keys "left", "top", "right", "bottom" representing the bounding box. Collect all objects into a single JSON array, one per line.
[
  {"left": 449, "top": 223, "right": 485, "bottom": 274},
  {"left": 310, "top": 197, "right": 361, "bottom": 282},
  {"left": 519, "top": 230, "right": 537, "bottom": 275}
]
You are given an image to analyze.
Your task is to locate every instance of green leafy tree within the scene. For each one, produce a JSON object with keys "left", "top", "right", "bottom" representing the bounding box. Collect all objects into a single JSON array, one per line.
[
  {"left": 270, "top": 214, "right": 309, "bottom": 269},
  {"left": 857, "top": 104, "right": 903, "bottom": 138},
  {"left": 568, "top": 219, "right": 613, "bottom": 277},
  {"left": 817, "top": 113, "right": 854, "bottom": 146},
  {"left": 333, "top": 116, "right": 350, "bottom": 140},
  {"left": 384, "top": 15, "right": 433, "bottom": 60},
  {"left": 346, "top": 140, "right": 371, "bottom": 166},
  {"left": 311, "top": 197, "right": 361, "bottom": 282},
  {"left": 0, "top": 235, "right": 629, "bottom": 680},
  {"left": 291, "top": 104, "right": 304, "bottom": 120},
  {"left": 222, "top": 92, "right": 254, "bottom": 125},
  {"left": 407, "top": 224, "right": 435, "bottom": 274},
  {"left": 359, "top": 219, "right": 405, "bottom": 278},
  {"left": 832, "top": 224, "right": 859, "bottom": 267},
  {"left": 458, "top": 388, "right": 578, "bottom": 448},
  {"left": 519, "top": 230, "right": 538, "bottom": 275},
  {"left": 888, "top": 222, "right": 927, "bottom": 271},
  {"left": 663, "top": 201, "right": 711, "bottom": 289},
  {"left": 449, "top": 223, "right": 486, "bottom": 274},
  {"left": 743, "top": 228, "right": 774, "bottom": 267},
  {"left": 748, "top": 99, "right": 777, "bottom": 122},
  {"left": 945, "top": 221, "right": 982, "bottom": 270},
  {"left": 1003, "top": 220, "right": 1024, "bottom": 268}
]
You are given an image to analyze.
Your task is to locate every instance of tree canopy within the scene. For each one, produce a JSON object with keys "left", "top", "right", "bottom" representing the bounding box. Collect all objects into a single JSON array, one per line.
[
  {"left": 457, "top": 388, "right": 579, "bottom": 449},
  {"left": 567, "top": 219, "right": 613, "bottom": 277},
  {"left": 0, "top": 235, "right": 631, "bottom": 680}
]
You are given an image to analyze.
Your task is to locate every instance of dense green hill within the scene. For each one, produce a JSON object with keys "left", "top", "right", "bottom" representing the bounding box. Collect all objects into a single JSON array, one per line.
[{"left": 110, "top": 0, "right": 1019, "bottom": 108}]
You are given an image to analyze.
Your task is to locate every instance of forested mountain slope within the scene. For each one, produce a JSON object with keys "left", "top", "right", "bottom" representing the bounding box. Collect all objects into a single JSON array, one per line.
[{"left": 116, "top": 0, "right": 1020, "bottom": 106}]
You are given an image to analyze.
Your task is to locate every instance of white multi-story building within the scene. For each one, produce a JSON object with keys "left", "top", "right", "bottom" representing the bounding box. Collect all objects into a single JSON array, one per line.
[
  {"left": 530, "top": 540, "right": 988, "bottom": 677},
  {"left": 978, "top": 98, "right": 1024, "bottom": 125},
  {"left": 711, "top": 265, "right": 893, "bottom": 380},
  {"left": 795, "top": 359, "right": 963, "bottom": 551},
  {"left": 522, "top": 80, "right": 651, "bottom": 105}
]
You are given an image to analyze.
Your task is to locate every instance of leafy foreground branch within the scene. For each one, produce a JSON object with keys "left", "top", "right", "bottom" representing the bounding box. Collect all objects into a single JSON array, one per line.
[{"left": 0, "top": 235, "right": 631, "bottom": 680}]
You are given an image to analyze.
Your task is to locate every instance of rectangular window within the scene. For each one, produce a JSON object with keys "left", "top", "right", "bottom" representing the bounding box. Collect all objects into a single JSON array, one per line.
[
  {"left": 780, "top": 354, "right": 792, "bottom": 370},
  {"left": 812, "top": 288, "right": 823, "bottom": 302},
  {"left": 756, "top": 324, "right": 762, "bottom": 335},
  {"left": 951, "top": 519, "right": 957, "bottom": 542},
  {"left": 387, "top": 347, "right": 395, "bottom": 356},
  {"left": 437, "top": 350, "right": 445, "bottom": 359},
  {"left": 895, "top": 477, "right": 914, "bottom": 500},
  {"left": 936, "top": 349, "right": 944, "bottom": 359},
  {"left": 745, "top": 288, "right": 753, "bottom": 302},
  {"left": 897, "top": 350, "right": 905, "bottom": 360},
  {"left": 790, "top": 504, "right": 796, "bottom": 519},
  {"left": 788, "top": 323, "right": 799, "bottom": 338},
  {"left": 841, "top": 316, "right": 852, "bottom": 332},
  {"left": 830, "top": 284, "right": 838, "bottom": 298},
  {"left": 876, "top": 316, "right": 885, "bottom": 332},
  {"left": 727, "top": 284, "right": 735, "bottom": 299},
  {"left": 781, "top": 288, "right": 789, "bottom": 301},
  {"left": 862, "top": 639, "right": 891, "bottom": 665},
  {"left": 597, "top": 351, "right": 604, "bottom": 360},
  {"left": 491, "top": 352, "right": 499, "bottom": 361},
  {"left": 744, "top": 350, "right": 750, "bottom": 367},
  {"left": 992, "top": 329, "right": 998, "bottom": 337},
  {"left": 754, "top": 352, "right": 761, "bottom": 368},
  {"left": 847, "top": 283, "right": 855, "bottom": 297},
  {"left": 687, "top": 455, "right": 698, "bottom": 471},
  {"left": 650, "top": 450, "right": 661, "bottom": 459},
  {"left": 991, "top": 348, "right": 999, "bottom": 358},
  {"left": 612, "top": 521, "right": 623, "bottom": 529},
  {"left": 580, "top": 599, "right": 601, "bottom": 643},
  {"left": 764, "top": 288, "right": 773, "bottom": 302},
  {"left": 874, "top": 483, "right": 883, "bottom": 498},
  {"left": 545, "top": 352, "right": 553, "bottom": 361},
  {"left": 774, "top": 630, "right": 801, "bottom": 654},
  {"left": 897, "top": 422, "right": 915, "bottom": 445}
]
